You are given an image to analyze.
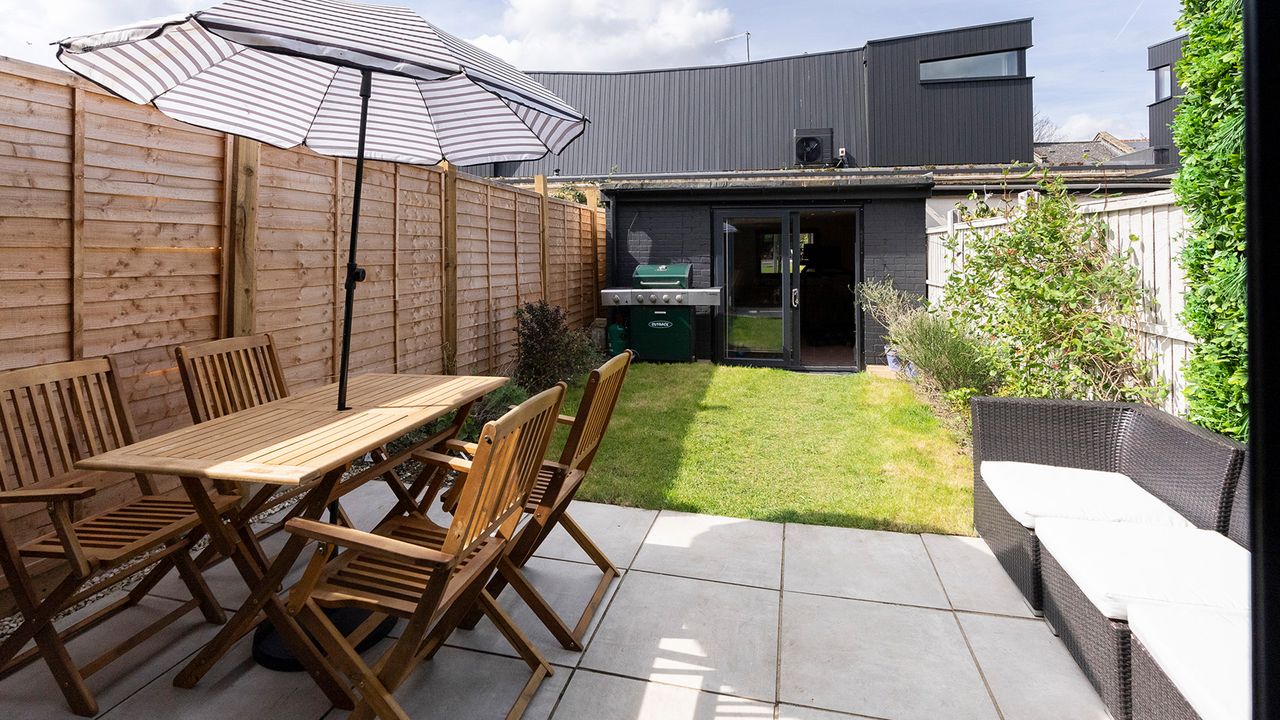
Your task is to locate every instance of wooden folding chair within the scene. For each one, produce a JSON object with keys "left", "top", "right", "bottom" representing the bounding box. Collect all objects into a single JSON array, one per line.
[
  {"left": 281, "top": 383, "right": 567, "bottom": 720},
  {"left": 0, "top": 357, "right": 238, "bottom": 716},
  {"left": 446, "top": 351, "right": 634, "bottom": 649}
]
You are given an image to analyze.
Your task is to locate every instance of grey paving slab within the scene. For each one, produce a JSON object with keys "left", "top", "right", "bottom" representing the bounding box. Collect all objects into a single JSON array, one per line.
[
  {"left": 778, "top": 705, "right": 880, "bottom": 719},
  {"left": 99, "top": 630, "right": 332, "bottom": 720},
  {"left": 0, "top": 594, "right": 221, "bottom": 720},
  {"left": 326, "top": 646, "right": 567, "bottom": 720},
  {"left": 632, "top": 510, "right": 783, "bottom": 588},
  {"left": 958, "top": 612, "right": 1111, "bottom": 720},
  {"left": 581, "top": 570, "right": 779, "bottom": 702},
  {"left": 551, "top": 670, "right": 775, "bottom": 720},
  {"left": 779, "top": 591, "right": 999, "bottom": 720},
  {"left": 783, "top": 524, "right": 949, "bottom": 608},
  {"left": 923, "top": 533, "right": 1036, "bottom": 617},
  {"left": 447, "top": 556, "right": 622, "bottom": 667},
  {"left": 533, "top": 501, "right": 658, "bottom": 569}
]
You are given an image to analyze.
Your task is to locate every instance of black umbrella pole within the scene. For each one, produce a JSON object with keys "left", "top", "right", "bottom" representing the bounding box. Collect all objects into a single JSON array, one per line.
[{"left": 336, "top": 70, "right": 373, "bottom": 412}]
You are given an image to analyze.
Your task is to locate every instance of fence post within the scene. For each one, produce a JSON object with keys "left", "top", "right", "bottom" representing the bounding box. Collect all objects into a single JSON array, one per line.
[
  {"left": 534, "top": 175, "right": 549, "bottom": 302},
  {"left": 225, "top": 137, "right": 260, "bottom": 338},
  {"left": 441, "top": 161, "right": 459, "bottom": 374},
  {"left": 583, "top": 185, "right": 602, "bottom": 317},
  {"left": 70, "top": 86, "right": 85, "bottom": 359}
]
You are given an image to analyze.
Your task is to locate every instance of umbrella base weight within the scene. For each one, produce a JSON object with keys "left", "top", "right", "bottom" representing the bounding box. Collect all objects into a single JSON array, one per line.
[{"left": 252, "top": 608, "right": 396, "bottom": 672}]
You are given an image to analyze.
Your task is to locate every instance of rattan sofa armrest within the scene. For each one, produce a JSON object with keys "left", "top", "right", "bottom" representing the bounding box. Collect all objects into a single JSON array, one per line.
[
  {"left": 1117, "top": 407, "right": 1246, "bottom": 532},
  {"left": 411, "top": 450, "right": 473, "bottom": 474},
  {"left": 970, "top": 397, "right": 1131, "bottom": 477},
  {"left": 285, "top": 518, "right": 452, "bottom": 565},
  {"left": 0, "top": 486, "right": 95, "bottom": 505}
]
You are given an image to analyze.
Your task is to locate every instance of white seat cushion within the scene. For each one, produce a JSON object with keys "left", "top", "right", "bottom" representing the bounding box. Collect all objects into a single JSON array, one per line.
[
  {"left": 1129, "top": 602, "right": 1250, "bottom": 720},
  {"left": 980, "top": 461, "right": 1193, "bottom": 529},
  {"left": 1036, "top": 517, "right": 1250, "bottom": 620}
]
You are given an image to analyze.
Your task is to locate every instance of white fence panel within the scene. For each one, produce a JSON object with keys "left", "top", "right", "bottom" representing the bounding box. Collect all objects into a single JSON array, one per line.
[{"left": 926, "top": 190, "right": 1192, "bottom": 415}]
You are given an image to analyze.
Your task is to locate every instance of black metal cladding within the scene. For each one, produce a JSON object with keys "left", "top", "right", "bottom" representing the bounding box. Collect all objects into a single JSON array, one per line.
[
  {"left": 863, "top": 20, "right": 1034, "bottom": 166},
  {"left": 491, "top": 18, "right": 1034, "bottom": 178},
  {"left": 1147, "top": 35, "right": 1186, "bottom": 166}
]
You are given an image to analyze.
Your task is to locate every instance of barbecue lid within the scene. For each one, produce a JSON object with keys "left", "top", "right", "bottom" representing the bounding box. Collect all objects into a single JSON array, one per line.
[{"left": 632, "top": 263, "right": 692, "bottom": 288}]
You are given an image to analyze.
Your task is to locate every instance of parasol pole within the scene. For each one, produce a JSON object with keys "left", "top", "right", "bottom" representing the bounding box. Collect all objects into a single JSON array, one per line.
[{"left": 336, "top": 69, "right": 372, "bottom": 412}]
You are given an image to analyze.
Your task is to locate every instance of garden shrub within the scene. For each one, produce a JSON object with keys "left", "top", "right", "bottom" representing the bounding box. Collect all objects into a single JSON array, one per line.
[
  {"left": 513, "top": 300, "right": 602, "bottom": 392},
  {"left": 857, "top": 278, "right": 999, "bottom": 417},
  {"left": 942, "top": 176, "right": 1163, "bottom": 405},
  {"left": 890, "top": 312, "right": 1000, "bottom": 403},
  {"left": 1172, "top": 0, "right": 1247, "bottom": 438}
]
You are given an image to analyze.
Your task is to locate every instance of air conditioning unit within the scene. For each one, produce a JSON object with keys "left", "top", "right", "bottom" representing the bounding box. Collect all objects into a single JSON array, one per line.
[{"left": 793, "top": 128, "right": 834, "bottom": 167}]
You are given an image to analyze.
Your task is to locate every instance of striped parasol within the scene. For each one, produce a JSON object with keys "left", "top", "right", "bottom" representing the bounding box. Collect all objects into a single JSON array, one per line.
[{"left": 56, "top": 0, "right": 587, "bottom": 410}]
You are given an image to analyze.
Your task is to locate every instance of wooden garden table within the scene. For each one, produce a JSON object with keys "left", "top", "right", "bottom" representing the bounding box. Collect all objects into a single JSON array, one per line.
[{"left": 75, "top": 373, "right": 506, "bottom": 709}]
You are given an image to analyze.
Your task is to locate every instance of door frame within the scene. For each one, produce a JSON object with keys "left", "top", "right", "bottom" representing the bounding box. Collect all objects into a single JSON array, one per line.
[{"left": 712, "top": 205, "right": 863, "bottom": 370}]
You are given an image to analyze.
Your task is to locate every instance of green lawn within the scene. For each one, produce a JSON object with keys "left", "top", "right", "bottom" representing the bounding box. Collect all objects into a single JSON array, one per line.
[{"left": 558, "top": 362, "right": 974, "bottom": 535}]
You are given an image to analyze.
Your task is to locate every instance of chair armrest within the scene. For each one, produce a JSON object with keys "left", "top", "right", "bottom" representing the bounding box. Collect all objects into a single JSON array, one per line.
[
  {"left": 0, "top": 487, "right": 96, "bottom": 505},
  {"left": 411, "top": 450, "right": 473, "bottom": 474},
  {"left": 443, "top": 438, "right": 479, "bottom": 455},
  {"left": 284, "top": 519, "right": 453, "bottom": 565}
]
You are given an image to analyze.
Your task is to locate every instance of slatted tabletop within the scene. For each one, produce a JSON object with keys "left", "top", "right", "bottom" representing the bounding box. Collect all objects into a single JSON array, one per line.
[{"left": 76, "top": 374, "right": 506, "bottom": 486}]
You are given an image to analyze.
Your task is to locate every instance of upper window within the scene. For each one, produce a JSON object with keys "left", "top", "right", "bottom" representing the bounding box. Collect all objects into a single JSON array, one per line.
[
  {"left": 1155, "top": 65, "right": 1173, "bottom": 101},
  {"left": 919, "top": 50, "right": 1021, "bottom": 82}
]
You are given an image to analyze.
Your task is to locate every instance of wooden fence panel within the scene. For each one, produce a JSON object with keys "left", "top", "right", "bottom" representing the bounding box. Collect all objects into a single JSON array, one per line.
[
  {"left": 0, "top": 59, "right": 603, "bottom": 419},
  {"left": 396, "top": 165, "right": 446, "bottom": 375},
  {"left": 926, "top": 190, "right": 1192, "bottom": 415},
  {"left": 0, "top": 61, "right": 225, "bottom": 439}
]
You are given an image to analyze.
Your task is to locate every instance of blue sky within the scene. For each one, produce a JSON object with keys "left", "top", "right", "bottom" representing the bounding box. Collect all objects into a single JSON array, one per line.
[{"left": 0, "top": 0, "right": 1183, "bottom": 140}]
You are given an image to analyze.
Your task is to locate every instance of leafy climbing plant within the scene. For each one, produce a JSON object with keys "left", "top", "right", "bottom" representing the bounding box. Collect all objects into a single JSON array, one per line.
[
  {"left": 1172, "top": 0, "right": 1247, "bottom": 438},
  {"left": 941, "top": 176, "right": 1163, "bottom": 405}
]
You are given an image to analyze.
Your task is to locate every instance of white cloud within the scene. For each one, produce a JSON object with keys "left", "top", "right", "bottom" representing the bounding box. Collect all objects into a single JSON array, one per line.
[
  {"left": 468, "top": 0, "right": 736, "bottom": 71},
  {"left": 1058, "top": 112, "right": 1149, "bottom": 142},
  {"left": 0, "top": 0, "right": 201, "bottom": 68}
]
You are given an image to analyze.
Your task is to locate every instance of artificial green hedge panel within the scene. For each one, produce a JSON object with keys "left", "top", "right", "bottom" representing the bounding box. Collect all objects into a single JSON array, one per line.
[{"left": 1172, "top": 0, "right": 1247, "bottom": 439}]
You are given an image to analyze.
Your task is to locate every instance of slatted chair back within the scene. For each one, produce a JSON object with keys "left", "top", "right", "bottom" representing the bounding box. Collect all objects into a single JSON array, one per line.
[
  {"left": 0, "top": 357, "right": 146, "bottom": 499},
  {"left": 444, "top": 383, "right": 565, "bottom": 557},
  {"left": 558, "top": 351, "right": 633, "bottom": 473},
  {"left": 175, "top": 334, "right": 289, "bottom": 424}
]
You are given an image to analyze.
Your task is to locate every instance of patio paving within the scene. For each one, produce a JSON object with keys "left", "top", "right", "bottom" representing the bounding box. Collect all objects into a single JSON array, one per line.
[{"left": 1, "top": 497, "right": 1112, "bottom": 720}]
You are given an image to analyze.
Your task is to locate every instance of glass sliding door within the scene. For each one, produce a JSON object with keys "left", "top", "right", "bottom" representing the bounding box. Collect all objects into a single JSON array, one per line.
[{"left": 721, "top": 212, "right": 791, "bottom": 364}]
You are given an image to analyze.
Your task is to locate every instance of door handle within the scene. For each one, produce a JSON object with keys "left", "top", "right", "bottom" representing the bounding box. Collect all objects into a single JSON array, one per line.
[{"left": 792, "top": 288, "right": 799, "bottom": 308}]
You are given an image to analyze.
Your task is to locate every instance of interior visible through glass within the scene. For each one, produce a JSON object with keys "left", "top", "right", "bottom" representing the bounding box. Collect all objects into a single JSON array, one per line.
[{"left": 725, "top": 216, "right": 785, "bottom": 360}]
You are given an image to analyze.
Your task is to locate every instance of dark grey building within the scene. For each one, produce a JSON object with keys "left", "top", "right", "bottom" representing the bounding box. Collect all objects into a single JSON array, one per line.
[
  {"left": 489, "top": 19, "right": 1039, "bottom": 370},
  {"left": 1148, "top": 35, "right": 1186, "bottom": 166}
]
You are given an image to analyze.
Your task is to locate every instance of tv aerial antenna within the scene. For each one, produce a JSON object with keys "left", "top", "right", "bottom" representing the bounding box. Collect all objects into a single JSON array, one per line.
[{"left": 716, "top": 31, "right": 751, "bottom": 62}]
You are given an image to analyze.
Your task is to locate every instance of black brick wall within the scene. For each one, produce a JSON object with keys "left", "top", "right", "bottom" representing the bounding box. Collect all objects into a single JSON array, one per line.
[
  {"left": 607, "top": 197, "right": 926, "bottom": 365},
  {"left": 861, "top": 198, "right": 927, "bottom": 363}
]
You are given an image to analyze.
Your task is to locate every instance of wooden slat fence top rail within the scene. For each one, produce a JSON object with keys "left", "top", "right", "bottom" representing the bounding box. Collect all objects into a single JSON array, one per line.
[{"left": 76, "top": 374, "right": 505, "bottom": 485}]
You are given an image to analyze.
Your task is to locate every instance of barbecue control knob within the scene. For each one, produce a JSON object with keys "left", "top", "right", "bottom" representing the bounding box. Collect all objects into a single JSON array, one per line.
[
  {"left": 650, "top": 294, "right": 657, "bottom": 302},
  {"left": 662, "top": 294, "right": 670, "bottom": 303},
  {"left": 635, "top": 295, "right": 644, "bottom": 303},
  {"left": 612, "top": 295, "right": 621, "bottom": 304},
  {"left": 675, "top": 294, "right": 683, "bottom": 303}
]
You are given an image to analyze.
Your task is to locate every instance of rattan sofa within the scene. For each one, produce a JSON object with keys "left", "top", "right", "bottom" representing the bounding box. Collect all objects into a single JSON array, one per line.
[
  {"left": 972, "top": 398, "right": 1249, "bottom": 720},
  {"left": 971, "top": 397, "right": 1244, "bottom": 612}
]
